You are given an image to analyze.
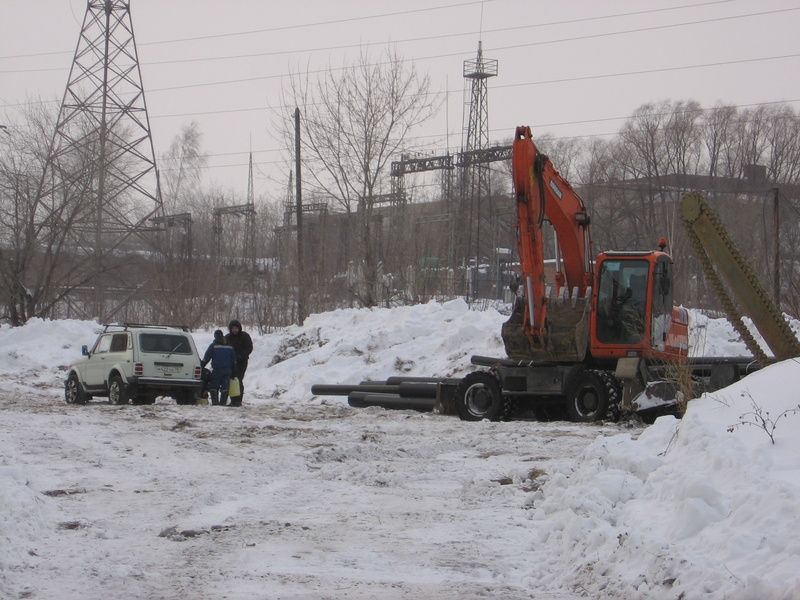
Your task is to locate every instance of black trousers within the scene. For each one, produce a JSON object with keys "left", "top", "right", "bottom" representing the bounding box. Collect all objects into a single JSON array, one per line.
[{"left": 232, "top": 358, "right": 248, "bottom": 403}]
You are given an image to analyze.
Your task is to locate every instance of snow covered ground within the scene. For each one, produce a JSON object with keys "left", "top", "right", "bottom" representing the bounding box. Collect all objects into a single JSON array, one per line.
[{"left": 1, "top": 300, "right": 799, "bottom": 599}]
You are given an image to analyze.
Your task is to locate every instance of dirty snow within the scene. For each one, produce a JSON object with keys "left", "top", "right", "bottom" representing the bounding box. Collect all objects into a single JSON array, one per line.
[{"left": 1, "top": 301, "right": 799, "bottom": 599}]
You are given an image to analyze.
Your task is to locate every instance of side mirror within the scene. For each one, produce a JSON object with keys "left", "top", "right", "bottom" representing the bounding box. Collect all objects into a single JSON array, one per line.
[{"left": 82, "top": 345, "right": 89, "bottom": 356}]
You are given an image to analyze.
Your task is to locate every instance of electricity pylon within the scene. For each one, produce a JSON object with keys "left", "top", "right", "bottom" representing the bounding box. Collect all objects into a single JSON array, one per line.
[
  {"left": 459, "top": 40, "right": 498, "bottom": 296},
  {"left": 38, "top": 0, "right": 163, "bottom": 317}
]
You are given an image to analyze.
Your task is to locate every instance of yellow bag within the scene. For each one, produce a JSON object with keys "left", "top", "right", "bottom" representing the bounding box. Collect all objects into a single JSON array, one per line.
[{"left": 228, "top": 377, "right": 241, "bottom": 397}]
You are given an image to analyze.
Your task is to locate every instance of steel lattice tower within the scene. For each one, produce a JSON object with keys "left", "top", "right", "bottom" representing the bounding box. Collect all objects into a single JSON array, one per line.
[
  {"left": 459, "top": 41, "right": 497, "bottom": 294},
  {"left": 38, "top": 0, "right": 162, "bottom": 314}
]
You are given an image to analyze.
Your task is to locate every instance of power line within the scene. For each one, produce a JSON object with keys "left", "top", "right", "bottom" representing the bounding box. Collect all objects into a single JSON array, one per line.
[
  {"left": 140, "top": 53, "right": 800, "bottom": 111},
  {"left": 8, "top": 49, "right": 798, "bottom": 117},
  {"left": 139, "top": 0, "right": 493, "bottom": 47},
  {"left": 3, "top": 5, "right": 793, "bottom": 83},
  {"left": 117, "top": 7, "right": 800, "bottom": 94},
  {"left": 9, "top": 97, "right": 798, "bottom": 165},
  {"left": 140, "top": 50, "right": 800, "bottom": 96},
  {"left": 0, "top": 0, "right": 736, "bottom": 62},
  {"left": 185, "top": 99, "right": 800, "bottom": 174},
  {"left": 492, "top": 53, "right": 800, "bottom": 92}
]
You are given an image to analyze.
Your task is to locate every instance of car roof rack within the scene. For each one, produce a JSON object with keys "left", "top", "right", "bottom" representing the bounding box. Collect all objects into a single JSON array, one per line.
[{"left": 102, "top": 323, "right": 190, "bottom": 332}]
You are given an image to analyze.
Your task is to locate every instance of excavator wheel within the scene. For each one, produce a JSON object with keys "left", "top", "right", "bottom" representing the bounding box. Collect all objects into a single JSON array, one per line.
[
  {"left": 565, "top": 369, "right": 620, "bottom": 423},
  {"left": 455, "top": 371, "right": 511, "bottom": 422}
]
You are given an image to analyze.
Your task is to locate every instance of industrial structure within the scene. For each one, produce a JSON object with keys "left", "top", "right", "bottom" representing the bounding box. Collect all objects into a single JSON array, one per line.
[{"left": 37, "top": 0, "right": 163, "bottom": 319}]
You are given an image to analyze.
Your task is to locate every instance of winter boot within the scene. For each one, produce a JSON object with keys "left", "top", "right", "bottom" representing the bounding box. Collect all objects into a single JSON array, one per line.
[{"left": 210, "top": 390, "right": 219, "bottom": 406}]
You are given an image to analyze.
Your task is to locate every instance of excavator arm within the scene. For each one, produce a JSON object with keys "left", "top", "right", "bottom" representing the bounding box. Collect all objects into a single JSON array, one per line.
[{"left": 503, "top": 126, "right": 594, "bottom": 361}]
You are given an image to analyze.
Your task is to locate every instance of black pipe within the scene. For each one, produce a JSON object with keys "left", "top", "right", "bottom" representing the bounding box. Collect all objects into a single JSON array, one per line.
[
  {"left": 398, "top": 381, "right": 440, "bottom": 398},
  {"left": 348, "top": 391, "right": 400, "bottom": 407},
  {"left": 349, "top": 394, "right": 435, "bottom": 411},
  {"left": 311, "top": 384, "right": 400, "bottom": 396},
  {"left": 386, "top": 376, "right": 462, "bottom": 384}
]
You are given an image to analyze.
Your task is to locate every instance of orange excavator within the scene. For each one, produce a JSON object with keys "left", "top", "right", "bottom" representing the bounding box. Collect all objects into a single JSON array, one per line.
[{"left": 456, "top": 126, "right": 692, "bottom": 422}]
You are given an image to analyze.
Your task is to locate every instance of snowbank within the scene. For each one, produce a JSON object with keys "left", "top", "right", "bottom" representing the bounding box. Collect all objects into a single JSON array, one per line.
[
  {"left": 528, "top": 361, "right": 800, "bottom": 599},
  {"left": 240, "top": 298, "right": 507, "bottom": 404}
]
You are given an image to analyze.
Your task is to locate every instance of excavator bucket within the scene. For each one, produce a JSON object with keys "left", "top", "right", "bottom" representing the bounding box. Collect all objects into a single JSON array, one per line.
[
  {"left": 628, "top": 381, "right": 684, "bottom": 423},
  {"left": 502, "top": 291, "right": 590, "bottom": 362},
  {"left": 547, "top": 294, "right": 591, "bottom": 361}
]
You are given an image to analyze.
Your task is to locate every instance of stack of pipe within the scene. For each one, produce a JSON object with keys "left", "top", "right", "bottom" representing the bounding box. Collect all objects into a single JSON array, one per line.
[{"left": 311, "top": 377, "right": 461, "bottom": 412}]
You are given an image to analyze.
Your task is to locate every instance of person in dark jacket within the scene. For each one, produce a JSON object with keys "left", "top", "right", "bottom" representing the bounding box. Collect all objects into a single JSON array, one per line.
[
  {"left": 201, "top": 330, "right": 236, "bottom": 406},
  {"left": 225, "top": 319, "right": 253, "bottom": 407}
]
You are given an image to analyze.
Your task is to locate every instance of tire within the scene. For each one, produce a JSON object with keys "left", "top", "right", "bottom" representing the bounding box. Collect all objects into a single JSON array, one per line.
[
  {"left": 108, "top": 375, "right": 130, "bottom": 405},
  {"left": 65, "top": 373, "right": 87, "bottom": 405},
  {"left": 132, "top": 395, "right": 156, "bottom": 405},
  {"left": 566, "top": 369, "right": 620, "bottom": 422},
  {"left": 455, "top": 371, "right": 510, "bottom": 421},
  {"left": 175, "top": 391, "right": 197, "bottom": 406}
]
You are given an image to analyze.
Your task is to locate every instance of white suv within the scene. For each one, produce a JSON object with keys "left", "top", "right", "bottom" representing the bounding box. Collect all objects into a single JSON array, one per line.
[{"left": 65, "top": 323, "right": 203, "bottom": 405}]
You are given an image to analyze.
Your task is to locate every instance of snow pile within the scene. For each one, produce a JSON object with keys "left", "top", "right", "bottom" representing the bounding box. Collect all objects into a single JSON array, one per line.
[
  {"left": 0, "top": 460, "right": 59, "bottom": 574},
  {"left": 0, "top": 318, "right": 102, "bottom": 393},
  {"left": 241, "top": 298, "right": 508, "bottom": 403},
  {"left": 528, "top": 361, "right": 800, "bottom": 599},
  {"left": 0, "top": 446, "right": 61, "bottom": 599}
]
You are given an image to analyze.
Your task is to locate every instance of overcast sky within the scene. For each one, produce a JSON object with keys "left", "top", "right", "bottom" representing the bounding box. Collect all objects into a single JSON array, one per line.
[{"left": 2, "top": 0, "right": 799, "bottom": 202}]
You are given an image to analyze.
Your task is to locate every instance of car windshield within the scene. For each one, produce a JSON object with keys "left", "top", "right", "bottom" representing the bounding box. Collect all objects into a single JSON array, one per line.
[{"left": 139, "top": 333, "right": 192, "bottom": 354}]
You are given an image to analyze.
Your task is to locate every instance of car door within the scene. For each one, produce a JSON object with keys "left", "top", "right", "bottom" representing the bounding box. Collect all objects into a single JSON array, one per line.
[
  {"left": 83, "top": 333, "right": 129, "bottom": 390},
  {"left": 83, "top": 334, "right": 113, "bottom": 390}
]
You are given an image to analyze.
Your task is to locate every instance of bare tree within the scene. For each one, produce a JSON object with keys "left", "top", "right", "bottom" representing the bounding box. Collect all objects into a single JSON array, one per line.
[
  {"left": 141, "top": 123, "right": 212, "bottom": 327},
  {"left": 0, "top": 101, "right": 109, "bottom": 324},
  {"left": 160, "top": 122, "right": 207, "bottom": 214},
  {"left": 701, "top": 102, "right": 737, "bottom": 182},
  {"left": 280, "top": 47, "right": 440, "bottom": 307}
]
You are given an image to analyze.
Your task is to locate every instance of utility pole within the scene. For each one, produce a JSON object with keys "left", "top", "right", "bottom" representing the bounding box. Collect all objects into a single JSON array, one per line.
[
  {"left": 295, "top": 107, "right": 306, "bottom": 325},
  {"left": 773, "top": 187, "right": 781, "bottom": 308}
]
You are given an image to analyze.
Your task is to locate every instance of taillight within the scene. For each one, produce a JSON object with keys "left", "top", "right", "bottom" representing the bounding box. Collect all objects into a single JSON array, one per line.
[
  {"left": 134, "top": 363, "right": 144, "bottom": 376},
  {"left": 194, "top": 366, "right": 202, "bottom": 379}
]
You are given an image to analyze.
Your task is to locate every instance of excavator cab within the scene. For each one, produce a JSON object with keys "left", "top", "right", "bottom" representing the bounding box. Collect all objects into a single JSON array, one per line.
[
  {"left": 591, "top": 251, "right": 685, "bottom": 360},
  {"left": 595, "top": 257, "right": 649, "bottom": 345}
]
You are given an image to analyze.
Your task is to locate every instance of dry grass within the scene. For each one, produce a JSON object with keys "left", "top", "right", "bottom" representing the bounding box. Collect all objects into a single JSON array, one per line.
[{"left": 663, "top": 361, "right": 697, "bottom": 416}]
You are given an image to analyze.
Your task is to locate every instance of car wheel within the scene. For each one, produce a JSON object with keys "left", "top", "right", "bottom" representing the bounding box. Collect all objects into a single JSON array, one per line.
[
  {"left": 108, "top": 375, "right": 130, "bottom": 405},
  {"left": 65, "top": 373, "right": 87, "bottom": 405},
  {"left": 176, "top": 391, "right": 197, "bottom": 405},
  {"left": 132, "top": 395, "right": 155, "bottom": 405}
]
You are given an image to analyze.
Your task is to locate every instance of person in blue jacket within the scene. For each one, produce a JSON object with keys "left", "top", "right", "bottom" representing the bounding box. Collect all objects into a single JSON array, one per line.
[{"left": 201, "top": 330, "right": 236, "bottom": 406}]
